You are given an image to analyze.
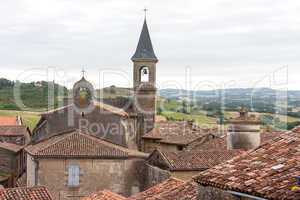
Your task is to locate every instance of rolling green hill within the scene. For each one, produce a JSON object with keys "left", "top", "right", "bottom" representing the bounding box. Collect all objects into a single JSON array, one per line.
[
  {"left": 0, "top": 78, "right": 67, "bottom": 111},
  {"left": 0, "top": 78, "right": 299, "bottom": 131}
]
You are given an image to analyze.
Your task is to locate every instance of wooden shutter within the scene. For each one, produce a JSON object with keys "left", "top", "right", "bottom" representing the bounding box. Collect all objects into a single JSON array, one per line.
[{"left": 68, "top": 165, "right": 80, "bottom": 186}]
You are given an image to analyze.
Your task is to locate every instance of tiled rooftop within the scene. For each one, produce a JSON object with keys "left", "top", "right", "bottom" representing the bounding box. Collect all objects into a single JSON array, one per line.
[
  {"left": 158, "top": 150, "right": 244, "bottom": 171},
  {"left": 82, "top": 189, "right": 127, "bottom": 200},
  {"left": 26, "top": 130, "right": 147, "bottom": 159},
  {"left": 142, "top": 121, "right": 214, "bottom": 145},
  {"left": 0, "top": 186, "right": 53, "bottom": 200},
  {"left": 0, "top": 116, "right": 19, "bottom": 126},
  {"left": 16, "top": 172, "right": 27, "bottom": 187},
  {"left": 191, "top": 130, "right": 284, "bottom": 150},
  {"left": 194, "top": 128, "right": 300, "bottom": 200},
  {"left": 129, "top": 178, "right": 185, "bottom": 200},
  {"left": 0, "top": 125, "right": 28, "bottom": 136},
  {"left": 0, "top": 142, "right": 23, "bottom": 152},
  {"left": 153, "top": 181, "right": 199, "bottom": 200},
  {"left": 83, "top": 178, "right": 200, "bottom": 200}
]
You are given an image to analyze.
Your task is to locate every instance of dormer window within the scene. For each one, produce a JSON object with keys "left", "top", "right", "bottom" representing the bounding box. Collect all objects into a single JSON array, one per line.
[{"left": 140, "top": 66, "right": 149, "bottom": 82}]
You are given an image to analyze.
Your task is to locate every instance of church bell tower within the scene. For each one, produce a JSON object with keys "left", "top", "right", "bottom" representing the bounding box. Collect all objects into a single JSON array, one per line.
[{"left": 132, "top": 15, "right": 158, "bottom": 138}]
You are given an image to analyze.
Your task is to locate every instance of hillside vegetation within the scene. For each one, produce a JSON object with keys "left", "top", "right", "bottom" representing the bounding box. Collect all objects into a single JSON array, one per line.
[
  {"left": 0, "top": 78, "right": 299, "bottom": 131},
  {"left": 0, "top": 78, "right": 67, "bottom": 111}
]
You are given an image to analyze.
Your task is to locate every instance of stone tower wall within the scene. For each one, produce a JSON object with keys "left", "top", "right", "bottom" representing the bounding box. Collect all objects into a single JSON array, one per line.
[{"left": 227, "top": 124, "right": 261, "bottom": 150}]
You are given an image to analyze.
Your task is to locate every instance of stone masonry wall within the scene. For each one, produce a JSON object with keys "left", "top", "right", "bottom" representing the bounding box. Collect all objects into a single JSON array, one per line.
[
  {"left": 34, "top": 158, "right": 146, "bottom": 200},
  {"left": 198, "top": 185, "right": 254, "bottom": 200}
]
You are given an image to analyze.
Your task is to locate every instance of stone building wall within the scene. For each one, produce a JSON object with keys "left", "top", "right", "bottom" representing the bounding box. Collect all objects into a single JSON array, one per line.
[
  {"left": 142, "top": 134, "right": 215, "bottom": 153},
  {"left": 27, "top": 158, "right": 155, "bottom": 200},
  {"left": 227, "top": 124, "right": 261, "bottom": 150},
  {"left": 0, "top": 149, "right": 13, "bottom": 173},
  {"left": 198, "top": 185, "right": 254, "bottom": 200},
  {"left": 0, "top": 136, "right": 25, "bottom": 145},
  {"left": 171, "top": 171, "right": 201, "bottom": 181},
  {"left": 26, "top": 154, "right": 36, "bottom": 187},
  {"left": 143, "top": 164, "right": 171, "bottom": 189},
  {"left": 142, "top": 139, "right": 182, "bottom": 153},
  {"left": 0, "top": 148, "right": 25, "bottom": 187},
  {"left": 33, "top": 106, "right": 136, "bottom": 149}
]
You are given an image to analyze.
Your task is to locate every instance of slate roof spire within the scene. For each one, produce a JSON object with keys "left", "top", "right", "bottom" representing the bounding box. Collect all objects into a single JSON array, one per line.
[{"left": 131, "top": 16, "right": 158, "bottom": 62}]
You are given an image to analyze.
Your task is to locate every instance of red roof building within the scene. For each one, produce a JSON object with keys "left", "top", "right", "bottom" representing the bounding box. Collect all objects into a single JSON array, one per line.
[
  {"left": 194, "top": 128, "right": 300, "bottom": 200},
  {"left": 82, "top": 178, "right": 199, "bottom": 200},
  {"left": 142, "top": 121, "right": 217, "bottom": 153},
  {"left": 82, "top": 189, "right": 127, "bottom": 200},
  {"left": 0, "top": 116, "right": 22, "bottom": 126}
]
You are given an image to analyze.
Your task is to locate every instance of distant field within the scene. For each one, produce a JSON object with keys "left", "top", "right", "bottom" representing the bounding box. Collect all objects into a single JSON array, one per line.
[
  {"left": 225, "top": 111, "right": 300, "bottom": 123},
  {"left": 0, "top": 110, "right": 41, "bottom": 131},
  {"left": 0, "top": 109, "right": 298, "bottom": 133},
  {"left": 96, "top": 87, "right": 132, "bottom": 98},
  {"left": 161, "top": 111, "right": 217, "bottom": 126}
]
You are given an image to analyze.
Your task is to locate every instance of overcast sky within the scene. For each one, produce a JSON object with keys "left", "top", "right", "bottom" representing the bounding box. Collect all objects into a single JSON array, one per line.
[{"left": 0, "top": 0, "right": 299, "bottom": 90}]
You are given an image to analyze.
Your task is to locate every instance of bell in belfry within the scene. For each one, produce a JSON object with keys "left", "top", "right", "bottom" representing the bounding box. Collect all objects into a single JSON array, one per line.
[{"left": 143, "top": 68, "right": 148, "bottom": 75}]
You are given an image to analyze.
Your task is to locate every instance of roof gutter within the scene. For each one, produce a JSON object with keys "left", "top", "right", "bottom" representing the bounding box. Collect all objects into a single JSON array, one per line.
[{"left": 227, "top": 191, "right": 267, "bottom": 200}]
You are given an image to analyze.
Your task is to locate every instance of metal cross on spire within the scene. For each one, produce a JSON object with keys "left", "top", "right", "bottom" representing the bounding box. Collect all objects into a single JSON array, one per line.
[
  {"left": 81, "top": 68, "right": 86, "bottom": 78},
  {"left": 143, "top": 7, "right": 148, "bottom": 19}
]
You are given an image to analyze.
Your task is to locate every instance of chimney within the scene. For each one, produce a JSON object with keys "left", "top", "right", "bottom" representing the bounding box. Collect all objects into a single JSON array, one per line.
[{"left": 227, "top": 108, "right": 261, "bottom": 150}]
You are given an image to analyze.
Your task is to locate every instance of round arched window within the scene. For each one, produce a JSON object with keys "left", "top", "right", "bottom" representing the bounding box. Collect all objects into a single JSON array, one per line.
[
  {"left": 140, "top": 66, "right": 149, "bottom": 82},
  {"left": 73, "top": 77, "right": 94, "bottom": 108},
  {"left": 78, "top": 87, "right": 92, "bottom": 106}
]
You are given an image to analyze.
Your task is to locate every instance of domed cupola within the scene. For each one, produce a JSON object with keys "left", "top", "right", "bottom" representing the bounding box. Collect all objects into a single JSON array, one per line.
[{"left": 73, "top": 76, "right": 94, "bottom": 109}]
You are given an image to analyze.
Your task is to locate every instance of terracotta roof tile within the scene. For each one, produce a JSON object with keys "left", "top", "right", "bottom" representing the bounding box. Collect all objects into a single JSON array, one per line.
[
  {"left": 129, "top": 178, "right": 185, "bottom": 200},
  {"left": 82, "top": 190, "right": 127, "bottom": 200},
  {"left": 0, "top": 116, "right": 18, "bottom": 126},
  {"left": 192, "top": 131, "right": 284, "bottom": 151},
  {"left": 16, "top": 172, "right": 27, "bottom": 187},
  {"left": 26, "top": 130, "right": 147, "bottom": 159},
  {"left": 0, "top": 186, "right": 53, "bottom": 200},
  {"left": 159, "top": 150, "right": 244, "bottom": 171},
  {"left": 143, "top": 121, "right": 213, "bottom": 145},
  {"left": 0, "top": 125, "right": 28, "bottom": 136},
  {"left": 153, "top": 181, "right": 199, "bottom": 200},
  {"left": 193, "top": 128, "right": 300, "bottom": 200},
  {"left": 83, "top": 179, "right": 199, "bottom": 200},
  {"left": 0, "top": 142, "right": 23, "bottom": 152}
]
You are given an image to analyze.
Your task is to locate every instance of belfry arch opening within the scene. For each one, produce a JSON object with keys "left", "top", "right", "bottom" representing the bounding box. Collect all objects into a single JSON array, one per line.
[{"left": 140, "top": 66, "right": 149, "bottom": 82}]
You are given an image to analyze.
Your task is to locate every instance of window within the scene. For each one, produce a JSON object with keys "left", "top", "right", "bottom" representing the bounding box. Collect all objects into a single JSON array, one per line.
[
  {"left": 140, "top": 66, "right": 149, "bottom": 82},
  {"left": 177, "top": 145, "right": 184, "bottom": 151},
  {"left": 68, "top": 165, "right": 80, "bottom": 187}
]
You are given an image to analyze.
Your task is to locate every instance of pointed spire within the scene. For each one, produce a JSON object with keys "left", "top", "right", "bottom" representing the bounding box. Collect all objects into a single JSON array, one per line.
[{"left": 131, "top": 17, "right": 158, "bottom": 62}]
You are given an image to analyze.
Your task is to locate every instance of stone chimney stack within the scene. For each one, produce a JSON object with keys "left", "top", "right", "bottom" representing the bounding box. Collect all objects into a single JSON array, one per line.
[{"left": 227, "top": 107, "right": 261, "bottom": 150}]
